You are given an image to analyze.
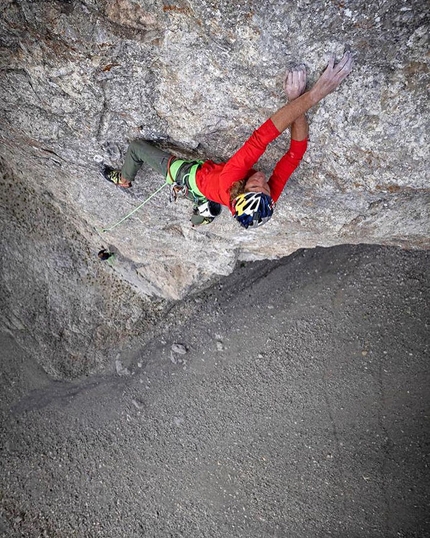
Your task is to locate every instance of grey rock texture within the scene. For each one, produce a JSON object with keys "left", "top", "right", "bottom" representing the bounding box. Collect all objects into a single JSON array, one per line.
[
  {"left": 0, "top": 160, "right": 168, "bottom": 378},
  {"left": 0, "top": 1, "right": 429, "bottom": 375}
]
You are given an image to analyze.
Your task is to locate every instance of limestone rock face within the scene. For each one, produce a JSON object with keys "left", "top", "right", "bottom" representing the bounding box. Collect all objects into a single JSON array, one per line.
[{"left": 0, "top": 1, "right": 429, "bottom": 375}]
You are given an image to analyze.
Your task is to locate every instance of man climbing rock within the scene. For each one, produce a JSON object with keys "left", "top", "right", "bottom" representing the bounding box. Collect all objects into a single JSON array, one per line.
[{"left": 104, "top": 52, "right": 353, "bottom": 228}]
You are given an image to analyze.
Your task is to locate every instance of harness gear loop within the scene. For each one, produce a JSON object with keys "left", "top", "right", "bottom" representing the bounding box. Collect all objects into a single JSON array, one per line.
[
  {"left": 166, "top": 158, "right": 205, "bottom": 201},
  {"left": 167, "top": 156, "right": 195, "bottom": 202},
  {"left": 169, "top": 183, "right": 189, "bottom": 202}
]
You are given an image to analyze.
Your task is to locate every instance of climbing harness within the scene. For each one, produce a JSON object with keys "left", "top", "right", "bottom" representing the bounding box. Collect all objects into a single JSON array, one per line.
[
  {"left": 166, "top": 157, "right": 205, "bottom": 199},
  {"left": 166, "top": 157, "right": 222, "bottom": 226},
  {"left": 167, "top": 156, "right": 188, "bottom": 201}
]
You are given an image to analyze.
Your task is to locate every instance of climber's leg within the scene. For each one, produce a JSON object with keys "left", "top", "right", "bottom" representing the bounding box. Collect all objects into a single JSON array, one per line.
[{"left": 121, "top": 140, "right": 173, "bottom": 182}]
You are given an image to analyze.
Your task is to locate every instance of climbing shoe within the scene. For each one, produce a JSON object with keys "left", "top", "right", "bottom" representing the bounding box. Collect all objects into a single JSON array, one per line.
[{"left": 103, "top": 166, "right": 131, "bottom": 188}]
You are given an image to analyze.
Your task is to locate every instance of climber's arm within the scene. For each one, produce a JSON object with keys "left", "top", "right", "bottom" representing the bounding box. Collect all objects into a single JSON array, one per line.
[
  {"left": 267, "top": 67, "right": 309, "bottom": 202},
  {"left": 290, "top": 115, "right": 308, "bottom": 142},
  {"left": 271, "top": 52, "right": 353, "bottom": 134},
  {"left": 284, "top": 66, "right": 309, "bottom": 142}
]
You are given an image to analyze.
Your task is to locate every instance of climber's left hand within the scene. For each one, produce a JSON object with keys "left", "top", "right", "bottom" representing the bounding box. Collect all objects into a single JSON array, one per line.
[{"left": 284, "top": 66, "right": 307, "bottom": 101}]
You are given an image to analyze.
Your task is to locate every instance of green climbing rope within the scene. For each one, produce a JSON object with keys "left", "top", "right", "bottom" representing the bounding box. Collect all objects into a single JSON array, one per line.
[{"left": 100, "top": 183, "right": 168, "bottom": 233}]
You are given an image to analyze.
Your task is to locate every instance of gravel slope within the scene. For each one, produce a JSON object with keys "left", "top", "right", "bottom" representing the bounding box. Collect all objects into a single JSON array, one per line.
[{"left": 1, "top": 244, "right": 429, "bottom": 537}]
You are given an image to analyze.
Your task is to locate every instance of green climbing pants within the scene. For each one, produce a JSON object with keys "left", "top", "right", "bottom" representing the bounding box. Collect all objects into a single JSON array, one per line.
[
  {"left": 121, "top": 139, "right": 206, "bottom": 199},
  {"left": 121, "top": 139, "right": 172, "bottom": 182}
]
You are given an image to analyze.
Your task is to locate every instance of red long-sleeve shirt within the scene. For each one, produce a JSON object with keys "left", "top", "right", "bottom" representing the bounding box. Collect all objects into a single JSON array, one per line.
[{"left": 196, "top": 118, "right": 308, "bottom": 213}]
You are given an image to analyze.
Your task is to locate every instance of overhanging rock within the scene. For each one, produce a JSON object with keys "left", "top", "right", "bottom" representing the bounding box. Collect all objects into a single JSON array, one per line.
[{"left": 1, "top": 0, "right": 429, "bottom": 304}]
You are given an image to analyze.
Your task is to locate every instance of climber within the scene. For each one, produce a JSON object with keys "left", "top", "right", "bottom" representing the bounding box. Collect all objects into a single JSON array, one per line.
[{"left": 103, "top": 52, "right": 353, "bottom": 228}]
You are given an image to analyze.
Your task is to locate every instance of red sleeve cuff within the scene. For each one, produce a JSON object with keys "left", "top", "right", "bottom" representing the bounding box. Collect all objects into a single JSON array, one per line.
[
  {"left": 289, "top": 138, "right": 308, "bottom": 156},
  {"left": 262, "top": 118, "right": 282, "bottom": 139}
]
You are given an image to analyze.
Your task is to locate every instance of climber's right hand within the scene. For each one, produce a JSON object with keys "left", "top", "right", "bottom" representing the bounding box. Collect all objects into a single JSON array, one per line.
[{"left": 310, "top": 52, "right": 353, "bottom": 104}]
